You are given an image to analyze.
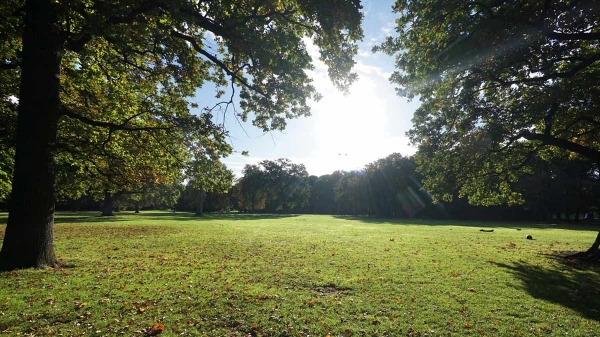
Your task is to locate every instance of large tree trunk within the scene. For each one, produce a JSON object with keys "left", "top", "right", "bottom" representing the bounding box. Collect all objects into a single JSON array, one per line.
[
  {"left": 101, "top": 191, "right": 115, "bottom": 216},
  {"left": 0, "top": 0, "right": 63, "bottom": 269},
  {"left": 570, "top": 231, "right": 600, "bottom": 259},
  {"left": 195, "top": 190, "right": 207, "bottom": 216},
  {"left": 134, "top": 202, "right": 140, "bottom": 214}
]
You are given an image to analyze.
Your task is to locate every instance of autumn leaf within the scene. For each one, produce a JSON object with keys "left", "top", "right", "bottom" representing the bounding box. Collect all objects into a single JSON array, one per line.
[
  {"left": 464, "top": 321, "right": 471, "bottom": 328},
  {"left": 146, "top": 322, "right": 165, "bottom": 336}
]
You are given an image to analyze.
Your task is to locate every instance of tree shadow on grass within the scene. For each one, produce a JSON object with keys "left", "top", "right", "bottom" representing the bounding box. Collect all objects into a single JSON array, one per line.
[
  {"left": 493, "top": 258, "right": 600, "bottom": 321},
  {"left": 207, "top": 213, "right": 300, "bottom": 221},
  {"left": 53, "top": 211, "right": 300, "bottom": 223},
  {"left": 129, "top": 211, "right": 299, "bottom": 220},
  {"left": 55, "top": 215, "right": 132, "bottom": 224},
  {"left": 333, "top": 215, "right": 600, "bottom": 232}
]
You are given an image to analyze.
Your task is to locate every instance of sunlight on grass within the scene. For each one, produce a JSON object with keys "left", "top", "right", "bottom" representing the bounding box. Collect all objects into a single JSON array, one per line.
[{"left": 0, "top": 212, "right": 599, "bottom": 336}]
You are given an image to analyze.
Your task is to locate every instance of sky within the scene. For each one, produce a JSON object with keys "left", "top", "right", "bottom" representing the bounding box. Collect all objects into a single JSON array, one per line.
[{"left": 193, "top": 0, "right": 420, "bottom": 177}]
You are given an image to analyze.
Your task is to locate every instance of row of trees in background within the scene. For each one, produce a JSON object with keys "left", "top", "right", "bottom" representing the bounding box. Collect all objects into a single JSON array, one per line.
[
  {"left": 32, "top": 151, "right": 597, "bottom": 223},
  {"left": 182, "top": 153, "right": 598, "bottom": 222}
]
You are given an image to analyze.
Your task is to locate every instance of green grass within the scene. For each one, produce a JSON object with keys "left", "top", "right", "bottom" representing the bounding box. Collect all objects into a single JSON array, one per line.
[{"left": 0, "top": 212, "right": 599, "bottom": 336}]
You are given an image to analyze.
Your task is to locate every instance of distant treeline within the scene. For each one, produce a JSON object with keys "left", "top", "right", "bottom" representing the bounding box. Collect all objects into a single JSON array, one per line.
[
  {"left": 192, "top": 154, "right": 598, "bottom": 221},
  {"left": 42, "top": 153, "right": 598, "bottom": 222}
]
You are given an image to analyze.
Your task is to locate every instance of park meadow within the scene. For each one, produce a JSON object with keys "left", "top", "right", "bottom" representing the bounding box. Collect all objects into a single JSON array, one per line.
[{"left": 0, "top": 212, "right": 598, "bottom": 337}]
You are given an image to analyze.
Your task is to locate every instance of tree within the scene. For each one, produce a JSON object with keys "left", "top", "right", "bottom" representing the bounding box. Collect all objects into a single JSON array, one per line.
[
  {"left": 120, "top": 183, "right": 183, "bottom": 213},
  {"left": 0, "top": 0, "right": 363, "bottom": 268},
  {"left": 187, "top": 158, "right": 234, "bottom": 216},
  {"left": 333, "top": 171, "right": 365, "bottom": 216},
  {"left": 236, "top": 164, "right": 268, "bottom": 212},
  {"left": 309, "top": 172, "right": 345, "bottom": 214},
  {"left": 261, "top": 159, "right": 310, "bottom": 213},
  {"left": 235, "top": 159, "right": 310, "bottom": 213},
  {"left": 309, "top": 171, "right": 346, "bottom": 214},
  {"left": 377, "top": 0, "right": 600, "bottom": 256},
  {"left": 55, "top": 119, "right": 190, "bottom": 216},
  {"left": 363, "top": 153, "right": 426, "bottom": 218}
]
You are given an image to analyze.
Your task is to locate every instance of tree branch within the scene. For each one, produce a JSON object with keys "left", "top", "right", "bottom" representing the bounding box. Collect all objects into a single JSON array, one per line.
[
  {"left": 0, "top": 62, "right": 19, "bottom": 70},
  {"left": 498, "top": 54, "right": 600, "bottom": 86},
  {"left": 521, "top": 131, "right": 600, "bottom": 163},
  {"left": 170, "top": 30, "right": 269, "bottom": 98},
  {"left": 62, "top": 109, "right": 172, "bottom": 132},
  {"left": 545, "top": 31, "right": 600, "bottom": 41}
]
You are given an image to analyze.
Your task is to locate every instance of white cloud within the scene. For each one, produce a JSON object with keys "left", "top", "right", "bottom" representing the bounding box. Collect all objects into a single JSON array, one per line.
[{"left": 381, "top": 21, "right": 395, "bottom": 35}]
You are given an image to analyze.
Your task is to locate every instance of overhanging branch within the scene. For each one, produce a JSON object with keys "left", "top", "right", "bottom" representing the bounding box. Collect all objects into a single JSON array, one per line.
[
  {"left": 545, "top": 31, "right": 600, "bottom": 41},
  {"left": 62, "top": 109, "right": 172, "bottom": 132},
  {"left": 498, "top": 54, "right": 600, "bottom": 86},
  {"left": 170, "top": 30, "right": 269, "bottom": 99},
  {"left": 521, "top": 131, "right": 600, "bottom": 163}
]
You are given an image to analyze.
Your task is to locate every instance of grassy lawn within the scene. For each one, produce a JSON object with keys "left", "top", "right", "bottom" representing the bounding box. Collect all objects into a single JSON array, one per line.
[{"left": 0, "top": 212, "right": 599, "bottom": 336}]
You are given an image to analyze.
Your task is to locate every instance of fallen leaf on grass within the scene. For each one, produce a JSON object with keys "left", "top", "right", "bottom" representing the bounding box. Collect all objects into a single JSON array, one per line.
[{"left": 146, "top": 322, "right": 165, "bottom": 336}]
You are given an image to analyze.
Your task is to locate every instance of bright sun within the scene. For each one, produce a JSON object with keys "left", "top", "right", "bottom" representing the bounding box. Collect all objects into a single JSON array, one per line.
[{"left": 308, "top": 64, "right": 415, "bottom": 175}]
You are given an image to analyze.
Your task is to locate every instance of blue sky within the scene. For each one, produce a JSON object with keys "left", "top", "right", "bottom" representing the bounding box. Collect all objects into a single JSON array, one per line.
[{"left": 193, "top": 0, "right": 419, "bottom": 177}]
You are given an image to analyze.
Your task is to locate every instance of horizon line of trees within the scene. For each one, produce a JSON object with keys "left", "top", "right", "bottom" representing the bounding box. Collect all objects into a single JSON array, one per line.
[{"left": 2, "top": 152, "right": 597, "bottom": 223}]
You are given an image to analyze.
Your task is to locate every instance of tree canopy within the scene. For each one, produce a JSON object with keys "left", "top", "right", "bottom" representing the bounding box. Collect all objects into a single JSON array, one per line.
[
  {"left": 0, "top": 0, "right": 364, "bottom": 268},
  {"left": 236, "top": 159, "right": 310, "bottom": 213},
  {"left": 376, "top": 0, "right": 600, "bottom": 206}
]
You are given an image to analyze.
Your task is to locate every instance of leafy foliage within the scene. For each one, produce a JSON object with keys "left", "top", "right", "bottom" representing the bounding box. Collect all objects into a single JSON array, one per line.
[
  {"left": 0, "top": 0, "right": 364, "bottom": 267},
  {"left": 236, "top": 159, "right": 310, "bottom": 213},
  {"left": 236, "top": 164, "right": 268, "bottom": 212},
  {"left": 376, "top": 0, "right": 600, "bottom": 205}
]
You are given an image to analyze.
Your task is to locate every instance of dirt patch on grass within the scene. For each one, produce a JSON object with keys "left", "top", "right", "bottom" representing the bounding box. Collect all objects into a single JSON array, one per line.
[{"left": 312, "top": 284, "right": 352, "bottom": 297}]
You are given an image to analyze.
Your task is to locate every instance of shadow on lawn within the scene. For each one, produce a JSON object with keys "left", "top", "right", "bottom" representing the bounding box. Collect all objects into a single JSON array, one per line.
[
  {"left": 493, "top": 259, "right": 600, "bottom": 321},
  {"left": 135, "top": 211, "right": 299, "bottom": 221},
  {"left": 53, "top": 211, "right": 300, "bottom": 223},
  {"left": 333, "top": 215, "right": 600, "bottom": 232}
]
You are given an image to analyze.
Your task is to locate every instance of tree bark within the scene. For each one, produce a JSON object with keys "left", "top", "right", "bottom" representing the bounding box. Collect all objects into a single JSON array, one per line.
[
  {"left": 0, "top": 0, "right": 63, "bottom": 269},
  {"left": 195, "top": 190, "right": 207, "bottom": 216},
  {"left": 101, "top": 191, "right": 115, "bottom": 216},
  {"left": 569, "top": 230, "right": 600, "bottom": 258},
  {"left": 134, "top": 202, "right": 140, "bottom": 214}
]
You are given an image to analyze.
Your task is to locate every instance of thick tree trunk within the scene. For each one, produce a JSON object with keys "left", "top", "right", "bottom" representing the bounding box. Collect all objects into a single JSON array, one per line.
[
  {"left": 0, "top": 0, "right": 63, "bottom": 269},
  {"left": 569, "top": 230, "right": 600, "bottom": 259},
  {"left": 195, "top": 190, "right": 207, "bottom": 216},
  {"left": 134, "top": 202, "right": 140, "bottom": 214},
  {"left": 101, "top": 191, "right": 115, "bottom": 216}
]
